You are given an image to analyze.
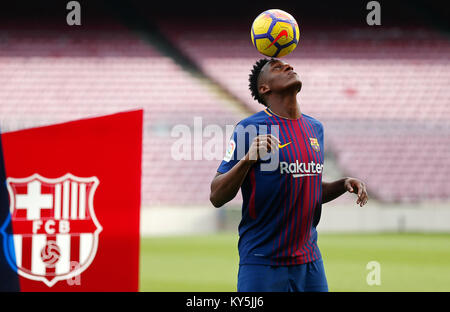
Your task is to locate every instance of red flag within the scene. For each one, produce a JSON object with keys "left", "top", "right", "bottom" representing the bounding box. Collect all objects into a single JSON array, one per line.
[{"left": 0, "top": 110, "right": 142, "bottom": 291}]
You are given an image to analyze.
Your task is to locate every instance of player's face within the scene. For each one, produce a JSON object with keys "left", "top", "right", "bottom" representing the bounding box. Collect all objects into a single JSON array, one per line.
[{"left": 261, "top": 60, "right": 302, "bottom": 94}]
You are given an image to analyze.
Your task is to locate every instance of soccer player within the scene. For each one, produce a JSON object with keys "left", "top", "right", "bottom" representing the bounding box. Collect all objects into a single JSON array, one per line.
[{"left": 209, "top": 58, "right": 368, "bottom": 292}]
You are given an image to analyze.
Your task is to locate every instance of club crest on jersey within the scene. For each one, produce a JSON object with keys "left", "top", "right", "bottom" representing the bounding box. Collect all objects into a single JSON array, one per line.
[
  {"left": 0, "top": 173, "right": 102, "bottom": 287},
  {"left": 309, "top": 137, "right": 320, "bottom": 152}
]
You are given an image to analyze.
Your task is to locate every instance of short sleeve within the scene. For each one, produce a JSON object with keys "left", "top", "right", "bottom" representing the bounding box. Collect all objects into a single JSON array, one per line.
[
  {"left": 318, "top": 122, "right": 324, "bottom": 149},
  {"left": 217, "top": 123, "right": 253, "bottom": 174}
]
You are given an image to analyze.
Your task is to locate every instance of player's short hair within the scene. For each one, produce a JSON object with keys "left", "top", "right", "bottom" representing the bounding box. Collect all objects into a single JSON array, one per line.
[{"left": 248, "top": 58, "right": 273, "bottom": 106}]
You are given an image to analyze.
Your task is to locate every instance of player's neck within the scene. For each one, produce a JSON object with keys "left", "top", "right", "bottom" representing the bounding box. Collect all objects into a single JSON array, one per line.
[{"left": 267, "top": 93, "right": 301, "bottom": 120}]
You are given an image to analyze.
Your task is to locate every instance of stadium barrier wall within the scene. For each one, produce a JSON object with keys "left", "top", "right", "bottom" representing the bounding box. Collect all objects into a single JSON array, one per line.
[{"left": 141, "top": 201, "right": 450, "bottom": 236}]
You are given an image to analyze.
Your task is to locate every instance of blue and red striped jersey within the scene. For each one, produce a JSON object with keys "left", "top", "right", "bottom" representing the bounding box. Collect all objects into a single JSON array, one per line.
[{"left": 217, "top": 108, "right": 324, "bottom": 266}]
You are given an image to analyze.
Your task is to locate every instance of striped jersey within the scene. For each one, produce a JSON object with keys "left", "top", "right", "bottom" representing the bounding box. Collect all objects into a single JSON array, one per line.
[{"left": 217, "top": 108, "right": 324, "bottom": 266}]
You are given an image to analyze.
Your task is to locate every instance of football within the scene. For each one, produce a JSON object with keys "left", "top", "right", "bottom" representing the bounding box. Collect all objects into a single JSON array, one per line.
[{"left": 251, "top": 9, "right": 300, "bottom": 58}]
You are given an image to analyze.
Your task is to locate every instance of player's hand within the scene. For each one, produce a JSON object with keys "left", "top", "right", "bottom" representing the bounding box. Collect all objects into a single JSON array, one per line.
[
  {"left": 344, "top": 178, "right": 368, "bottom": 207},
  {"left": 247, "top": 134, "right": 280, "bottom": 163}
]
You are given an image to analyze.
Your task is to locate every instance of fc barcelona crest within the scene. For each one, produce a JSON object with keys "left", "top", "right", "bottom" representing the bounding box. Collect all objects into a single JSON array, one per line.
[
  {"left": 309, "top": 137, "right": 320, "bottom": 152},
  {"left": 0, "top": 173, "right": 102, "bottom": 287}
]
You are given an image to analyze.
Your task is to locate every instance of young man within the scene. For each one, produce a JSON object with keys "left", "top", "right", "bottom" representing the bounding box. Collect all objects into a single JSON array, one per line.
[{"left": 209, "top": 58, "right": 368, "bottom": 292}]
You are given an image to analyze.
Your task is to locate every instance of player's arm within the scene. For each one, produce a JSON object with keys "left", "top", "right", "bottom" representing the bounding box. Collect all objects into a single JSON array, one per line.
[
  {"left": 322, "top": 178, "right": 368, "bottom": 207},
  {"left": 210, "top": 134, "right": 279, "bottom": 208}
]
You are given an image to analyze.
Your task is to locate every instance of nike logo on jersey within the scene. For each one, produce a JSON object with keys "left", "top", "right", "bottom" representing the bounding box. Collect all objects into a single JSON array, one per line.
[
  {"left": 278, "top": 142, "right": 291, "bottom": 149},
  {"left": 266, "top": 29, "right": 288, "bottom": 49}
]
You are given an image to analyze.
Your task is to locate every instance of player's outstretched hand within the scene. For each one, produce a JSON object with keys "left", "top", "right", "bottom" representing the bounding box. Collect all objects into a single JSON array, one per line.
[{"left": 344, "top": 178, "right": 368, "bottom": 207}]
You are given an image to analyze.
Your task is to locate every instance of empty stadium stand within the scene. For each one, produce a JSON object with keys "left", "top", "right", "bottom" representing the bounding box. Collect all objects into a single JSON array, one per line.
[
  {"left": 1, "top": 9, "right": 448, "bottom": 206},
  {"left": 0, "top": 19, "right": 244, "bottom": 206}
]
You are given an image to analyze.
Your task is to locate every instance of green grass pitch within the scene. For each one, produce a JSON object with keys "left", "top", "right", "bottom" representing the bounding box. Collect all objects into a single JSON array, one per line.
[{"left": 140, "top": 232, "right": 450, "bottom": 292}]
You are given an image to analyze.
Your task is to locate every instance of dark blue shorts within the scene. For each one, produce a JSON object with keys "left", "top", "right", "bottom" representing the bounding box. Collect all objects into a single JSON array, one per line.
[{"left": 237, "top": 258, "right": 328, "bottom": 292}]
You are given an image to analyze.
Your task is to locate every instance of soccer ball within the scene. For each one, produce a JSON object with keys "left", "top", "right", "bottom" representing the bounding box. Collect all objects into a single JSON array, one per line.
[{"left": 251, "top": 9, "right": 300, "bottom": 58}]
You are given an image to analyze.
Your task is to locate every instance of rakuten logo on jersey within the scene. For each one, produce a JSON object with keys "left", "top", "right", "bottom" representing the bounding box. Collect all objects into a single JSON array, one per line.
[{"left": 280, "top": 161, "right": 324, "bottom": 178}]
